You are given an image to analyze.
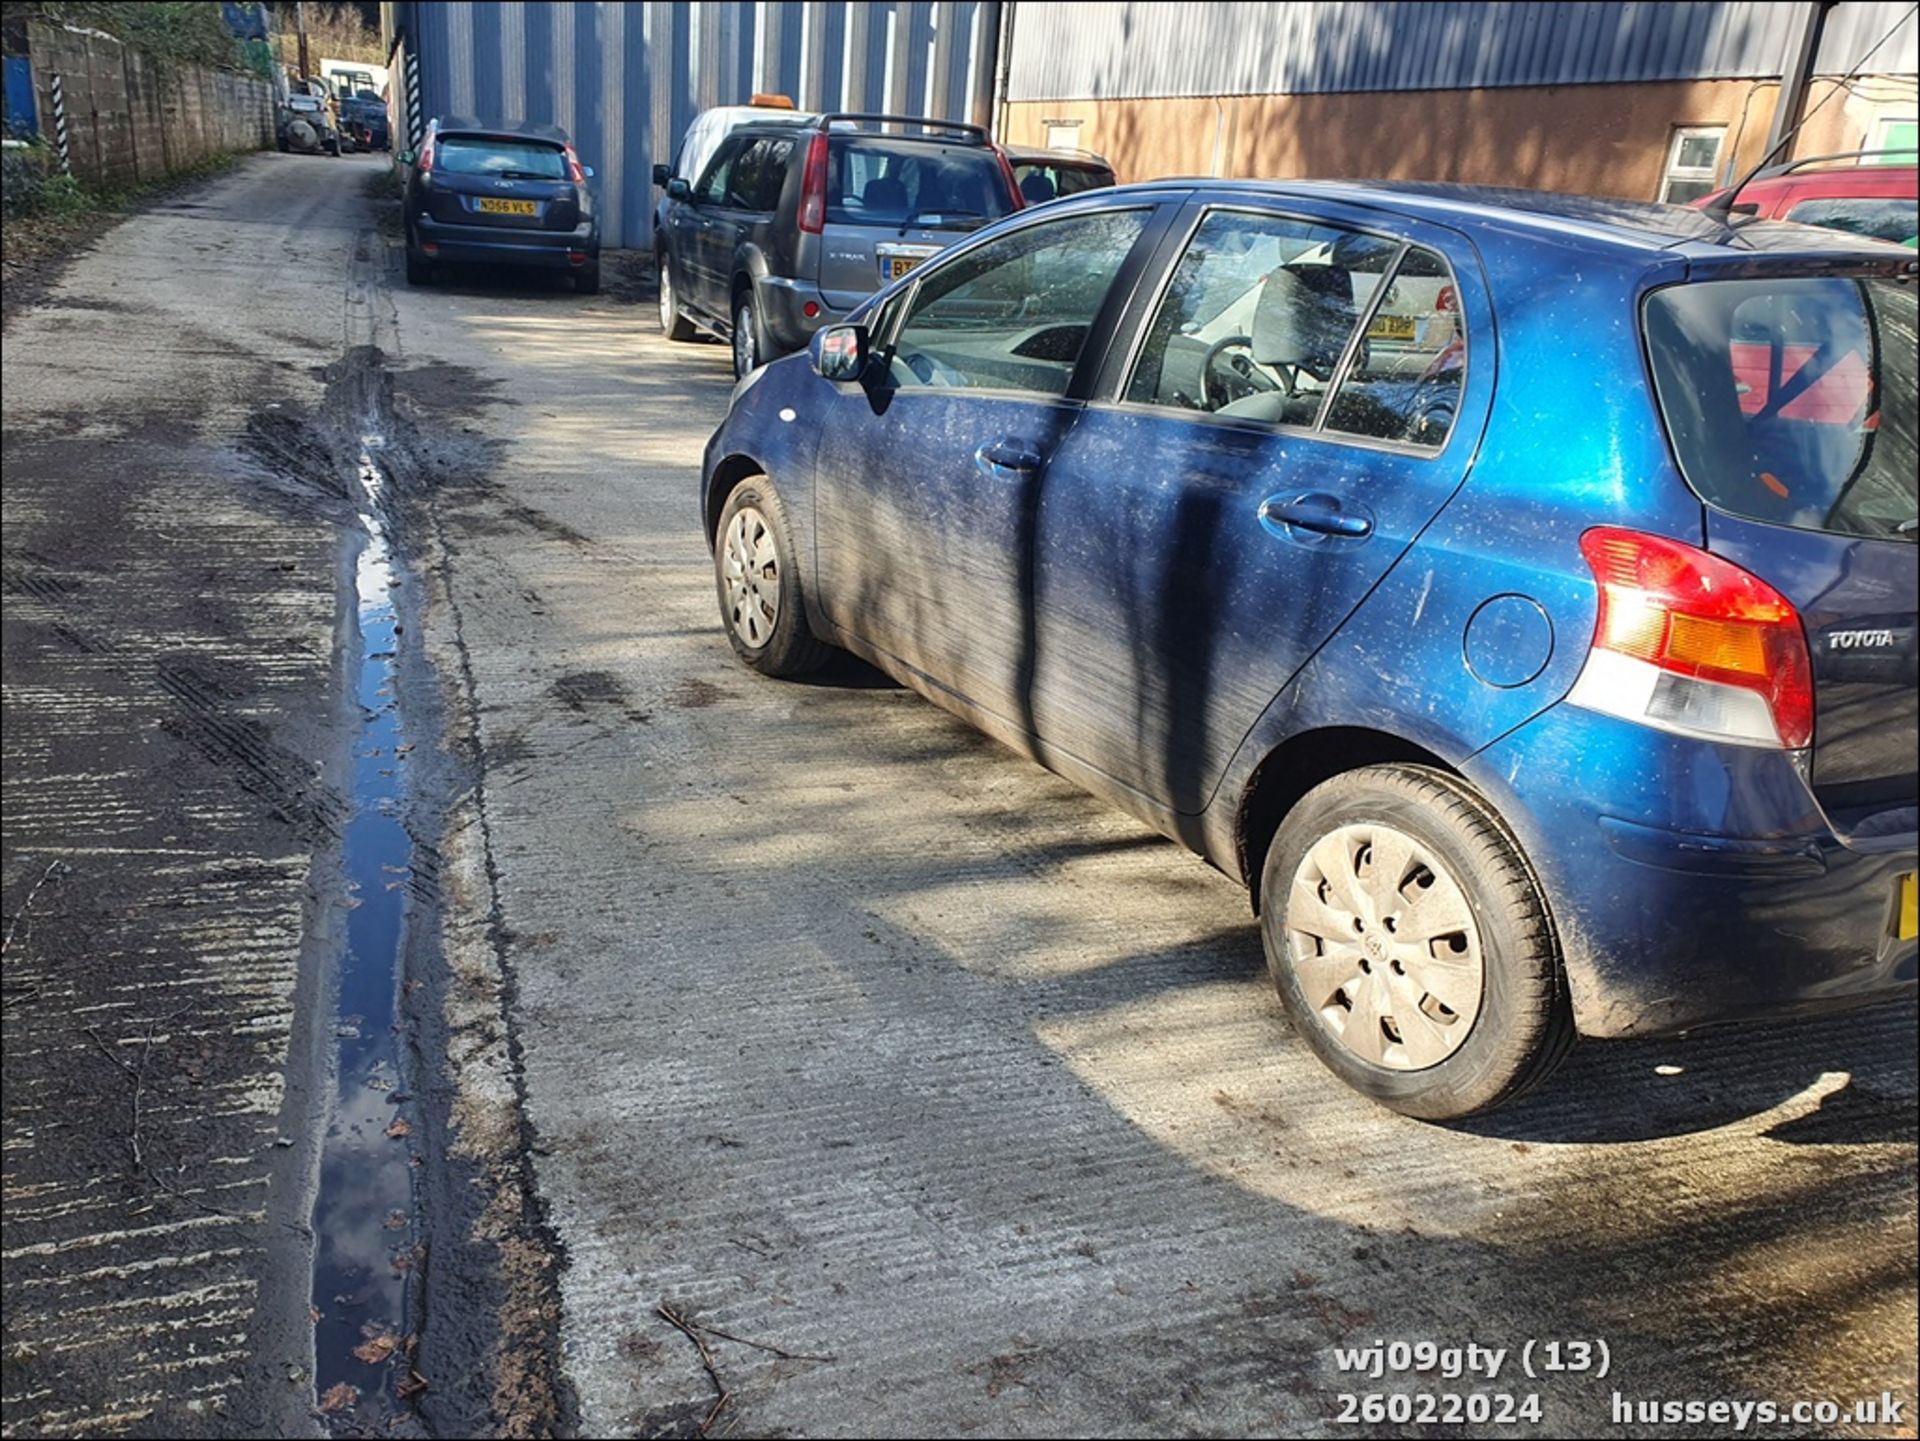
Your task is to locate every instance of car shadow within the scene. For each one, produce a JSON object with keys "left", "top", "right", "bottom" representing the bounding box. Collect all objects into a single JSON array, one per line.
[
  {"left": 787, "top": 648, "right": 904, "bottom": 690},
  {"left": 418, "top": 262, "right": 584, "bottom": 297},
  {"left": 1456, "top": 998, "right": 1918, "bottom": 1145}
]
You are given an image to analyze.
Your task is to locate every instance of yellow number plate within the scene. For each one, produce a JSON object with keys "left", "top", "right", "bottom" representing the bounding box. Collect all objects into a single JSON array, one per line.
[
  {"left": 1368, "top": 313, "right": 1418, "bottom": 341},
  {"left": 476, "top": 197, "right": 537, "bottom": 215},
  {"left": 884, "top": 255, "right": 926, "bottom": 281},
  {"left": 1898, "top": 872, "right": 1917, "bottom": 942}
]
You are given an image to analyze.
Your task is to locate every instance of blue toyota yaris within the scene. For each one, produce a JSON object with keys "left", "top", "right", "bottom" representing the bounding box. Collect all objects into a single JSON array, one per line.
[{"left": 698, "top": 179, "right": 1919, "bottom": 1119}]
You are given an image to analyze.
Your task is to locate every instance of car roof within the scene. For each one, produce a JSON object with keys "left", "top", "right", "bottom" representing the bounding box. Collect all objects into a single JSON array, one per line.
[
  {"left": 1094, "top": 177, "right": 1916, "bottom": 263},
  {"left": 1005, "top": 146, "right": 1111, "bottom": 168},
  {"left": 702, "top": 105, "right": 813, "bottom": 128},
  {"left": 434, "top": 116, "right": 573, "bottom": 146}
]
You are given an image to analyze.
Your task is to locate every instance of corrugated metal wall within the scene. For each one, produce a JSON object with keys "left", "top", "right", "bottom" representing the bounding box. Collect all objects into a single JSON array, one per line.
[
  {"left": 397, "top": 1, "right": 1001, "bottom": 250},
  {"left": 1004, "top": 1, "right": 1896, "bottom": 103},
  {"left": 1815, "top": 1, "right": 1920, "bottom": 76}
]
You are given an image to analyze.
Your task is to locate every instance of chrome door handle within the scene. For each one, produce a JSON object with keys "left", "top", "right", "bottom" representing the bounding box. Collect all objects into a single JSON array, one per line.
[{"left": 1258, "top": 493, "right": 1373, "bottom": 539}]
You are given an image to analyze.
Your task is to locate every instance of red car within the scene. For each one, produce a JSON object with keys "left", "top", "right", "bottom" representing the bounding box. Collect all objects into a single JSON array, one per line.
[{"left": 1693, "top": 149, "right": 1918, "bottom": 244}]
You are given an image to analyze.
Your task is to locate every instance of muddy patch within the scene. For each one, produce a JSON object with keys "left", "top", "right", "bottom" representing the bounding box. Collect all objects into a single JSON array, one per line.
[
  {"left": 668, "top": 677, "right": 731, "bottom": 710},
  {"left": 549, "top": 669, "right": 653, "bottom": 726},
  {"left": 502, "top": 501, "right": 597, "bottom": 549}
]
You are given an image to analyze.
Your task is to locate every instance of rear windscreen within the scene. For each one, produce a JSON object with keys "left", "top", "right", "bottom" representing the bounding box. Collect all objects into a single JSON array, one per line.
[
  {"left": 436, "top": 137, "right": 566, "bottom": 179},
  {"left": 826, "top": 138, "right": 1014, "bottom": 230},
  {"left": 1783, "top": 197, "right": 1919, "bottom": 245},
  {"left": 1643, "top": 276, "right": 1917, "bottom": 541}
]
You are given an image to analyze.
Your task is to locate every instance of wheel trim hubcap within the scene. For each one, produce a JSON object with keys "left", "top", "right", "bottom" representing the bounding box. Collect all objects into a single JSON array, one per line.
[
  {"left": 735, "top": 306, "right": 754, "bottom": 372},
  {"left": 722, "top": 506, "right": 779, "bottom": 648},
  {"left": 1285, "top": 823, "right": 1485, "bottom": 1071}
]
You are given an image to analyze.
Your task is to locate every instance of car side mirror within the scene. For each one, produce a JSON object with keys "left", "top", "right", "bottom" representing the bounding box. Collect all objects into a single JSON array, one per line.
[
  {"left": 581, "top": 164, "right": 595, "bottom": 179},
  {"left": 652, "top": 162, "right": 671, "bottom": 187},
  {"left": 811, "top": 324, "right": 870, "bottom": 382},
  {"left": 666, "top": 176, "right": 693, "bottom": 202},
  {"left": 397, "top": 148, "right": 416, "bottom": 165}
]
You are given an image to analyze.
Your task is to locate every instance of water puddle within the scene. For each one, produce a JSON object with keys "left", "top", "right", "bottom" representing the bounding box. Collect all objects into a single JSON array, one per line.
[{"left": 311, "top": 441, "right": 424, "bottom": 1425}]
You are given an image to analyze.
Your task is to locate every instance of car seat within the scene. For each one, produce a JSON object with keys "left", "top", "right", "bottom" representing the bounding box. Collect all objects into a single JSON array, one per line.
[
  {"left": 862, "top": 175, "right": 910, "bottom": 217},
  {"left": 1216, "top": 266, "right": 1355, "bottom": 423}
]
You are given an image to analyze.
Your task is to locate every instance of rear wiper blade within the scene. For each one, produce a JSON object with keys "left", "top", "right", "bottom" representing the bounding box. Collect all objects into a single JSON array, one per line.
[{"left": 898, "top": 207, "right": 986, "bottom": 235}]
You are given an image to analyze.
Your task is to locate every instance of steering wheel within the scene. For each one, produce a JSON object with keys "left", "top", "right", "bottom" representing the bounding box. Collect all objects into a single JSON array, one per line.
[{"left": 1201, "top": 335, "right": 1284, "bottom": 410}]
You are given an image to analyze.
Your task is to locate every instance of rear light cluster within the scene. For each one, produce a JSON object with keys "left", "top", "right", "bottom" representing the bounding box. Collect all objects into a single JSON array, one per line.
[
  {"left": 798, "top": 132, "right": 829, "bottom": 234},
  {"left": 563, "top": 144, "right": 586, "bottom": 183},
  {"left": 995, "top": 146, "right": 1023, "bottom": 209},
  {"left": 1568, "top": 527, "right": 1814, "bottom": 749},
  {"left": 416, "top": 137, "right": 436, "bottom": 173}
]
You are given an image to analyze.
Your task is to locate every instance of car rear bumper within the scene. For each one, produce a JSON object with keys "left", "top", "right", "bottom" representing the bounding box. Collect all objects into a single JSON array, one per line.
[
  {"left": 754, "top": 275, "right": 843, "bottom": 356},
  {"left": 1468, "top": 704, "right": 1918, "bottom": 1038},
  {"left": 413, "top": 215, "right": 598, "bottom": 269}
]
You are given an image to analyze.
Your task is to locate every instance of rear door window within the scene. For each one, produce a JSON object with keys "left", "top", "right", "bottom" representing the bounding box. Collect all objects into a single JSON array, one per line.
[
  {"left": 1324, "top": 243, "right": 1468, "bottom": 449},
  {"left": 725, "top": 137, "right": 793, "bottom": 212},
  {"left": 436, "top": 138, "right": 565, "bottom": 179},
  {"left": 1124, "top": 210, "right": 1395, "bottom": 427},
  {"left": 827, "top": 138, "right": 1015, "bottom": 231},
  {"left": 1643, "top": 276, "right": 1918, "bottom": 540}
]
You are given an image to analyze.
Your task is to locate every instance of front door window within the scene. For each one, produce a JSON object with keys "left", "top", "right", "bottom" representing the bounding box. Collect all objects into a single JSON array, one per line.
[{"left": 887, "top": 209, "right": 1151, "bottom": 397}]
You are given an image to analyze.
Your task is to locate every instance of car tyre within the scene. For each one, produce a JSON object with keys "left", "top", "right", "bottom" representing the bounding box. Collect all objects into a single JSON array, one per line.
[
  {"left": 1260, "top": 764, "right": 1574, "bottom": 1120},
  {"left": 405, "top": 248, "right": 433, "bottom": 287},
  {"left": 731, "top": 291, "right": 761, "bottom": 379},
  {"left": 657, "top": 247, "right": 696, "bottom": 340},
  {"left": 713, "top": 475, "right": 832, "bottom": 677},
  {"left": 575, "top": 259, "right": 601, "bottom": 295}
]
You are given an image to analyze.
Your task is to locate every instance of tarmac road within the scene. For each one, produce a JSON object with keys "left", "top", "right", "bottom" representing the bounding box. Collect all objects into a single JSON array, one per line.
[{"left": 3, "top": 152, "right": 1916, "bottom": 1439}]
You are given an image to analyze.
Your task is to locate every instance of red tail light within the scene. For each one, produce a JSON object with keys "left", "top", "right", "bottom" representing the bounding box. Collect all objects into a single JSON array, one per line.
[
  {"left": 564, "top": 145, "right": 586, "bottom": 183},
  {"left": 1435, "top": 284, "right": 1456, "bottom": 313},
  {"left": 798, "top": 132, "right": 829, "bottom": 234},
  {"left": 996, "top": 146, "right": 1023, "bottom": 209},
  {"left": 1570, "top": 527, "right": 1813, "bottom": 749},
  {"left": 417, "top": 137, "right": 435, "bottom": 173}
]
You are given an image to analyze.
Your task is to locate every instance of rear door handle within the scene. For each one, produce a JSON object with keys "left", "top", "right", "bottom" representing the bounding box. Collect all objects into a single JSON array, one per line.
[
  {"left": 1258, "top": 492, "right": 1373, "bottom": 539},
  {"left": 975, "top": 440, "right": 1044, "bottom": 478}
]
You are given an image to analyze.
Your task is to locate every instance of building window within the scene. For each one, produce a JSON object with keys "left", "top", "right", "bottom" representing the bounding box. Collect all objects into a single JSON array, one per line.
[
  {"left": 1868, "top": 115, "right": 1918, "bottom": 163},
  {"left": 1660, "top": 125, "right": 1726, "bottom": 204},
  {"left": 1043, "top": 119, "right": 1083, "bottom": 151}
]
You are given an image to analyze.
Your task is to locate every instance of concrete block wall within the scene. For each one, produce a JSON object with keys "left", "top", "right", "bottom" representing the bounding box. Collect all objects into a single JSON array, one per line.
[{"left": 27, "top": 21, "right": 272, "bottom": 188}]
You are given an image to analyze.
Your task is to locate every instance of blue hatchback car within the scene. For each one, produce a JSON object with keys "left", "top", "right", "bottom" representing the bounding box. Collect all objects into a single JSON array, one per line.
[{"left": 699, "top": 180, "right": 1919, "bottom": 1118}]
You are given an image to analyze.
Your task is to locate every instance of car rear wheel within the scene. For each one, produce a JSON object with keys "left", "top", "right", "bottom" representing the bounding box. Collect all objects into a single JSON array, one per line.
[
  {"left": 657, "top": 248, "right": 696, "bottom": 340},
  {"left": 713, "top": 475, "right": 832, "bottom": 677},
  {"left": 1260, "top": 764, "right": 1573, "bottom": 1120},
  {"left": 575, "top": 259, "right": 601, "bottom": 296},
  {"left": 731, "top": 293, "right": 760, "bottom": 379},
  {"left": 405, "top": 248, "right": 433, "bottom": 287}
]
